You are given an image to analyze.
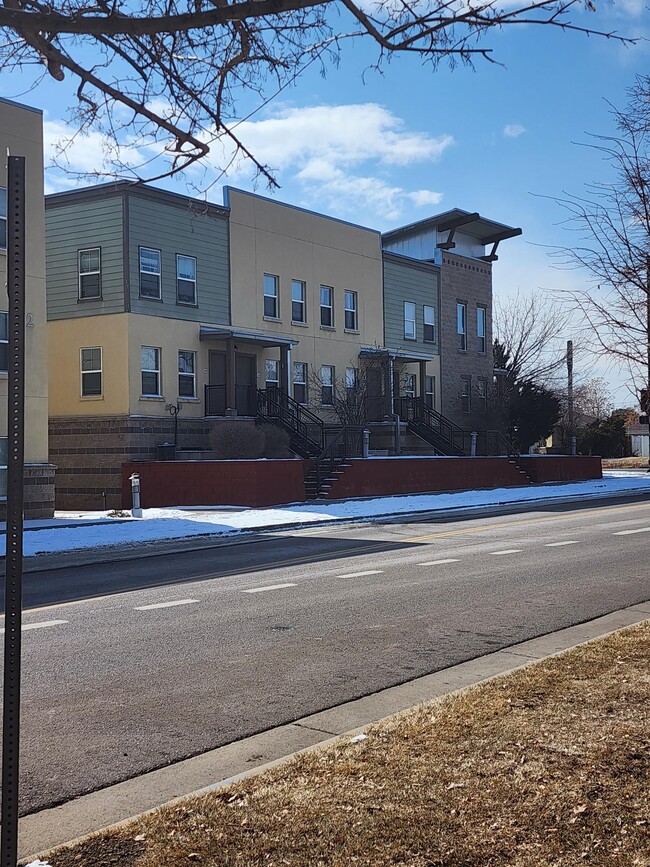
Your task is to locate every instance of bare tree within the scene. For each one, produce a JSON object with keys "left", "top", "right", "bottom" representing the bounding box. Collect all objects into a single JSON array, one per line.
[{"left": 0, "top": 0, "right": 636, "bottom": 183}]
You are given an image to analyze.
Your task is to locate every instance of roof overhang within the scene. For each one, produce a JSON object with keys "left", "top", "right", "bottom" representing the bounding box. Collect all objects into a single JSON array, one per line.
[
  {"left": 199, "top": 326, "right": 299, "bottom": 348},
  {"left": 359, "top": 346, "right": 435, "bottom": 363}
]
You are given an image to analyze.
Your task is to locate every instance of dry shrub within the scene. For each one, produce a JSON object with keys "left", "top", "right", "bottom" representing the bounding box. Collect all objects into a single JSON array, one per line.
[
  {"left": 209, "top": 421, "right": 264, "bottom": 459},
  {"left": 259, "top": 424, "right": 292, "bottom": 458}
]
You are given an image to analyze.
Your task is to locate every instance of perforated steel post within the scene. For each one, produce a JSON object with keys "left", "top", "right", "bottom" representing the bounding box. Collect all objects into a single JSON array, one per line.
[{"left": 2, "top": 156, "right": 26, "bottom": 867}]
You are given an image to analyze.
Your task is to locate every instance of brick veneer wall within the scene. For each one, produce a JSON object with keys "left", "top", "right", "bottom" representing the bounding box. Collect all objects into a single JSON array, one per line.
[
  {"left": 121, "top": 459, "right": 305, "bottom": 508},
  {"left": 518, "top": 455, "right": 602, "bottom": 483},
  {"left": 439, "top": 252, "right": 493, "bottom": 431},
  {"left": 49, "top": 415, "right": 219, "bottom": 510},
  {"left": 0, "top": 464, "right": 56, "bottom": 520}
]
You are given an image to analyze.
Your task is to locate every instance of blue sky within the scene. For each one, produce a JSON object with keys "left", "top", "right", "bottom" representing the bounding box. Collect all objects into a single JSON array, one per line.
[{"left": 5, "top": 1, "right": 650, "bottom": 402}]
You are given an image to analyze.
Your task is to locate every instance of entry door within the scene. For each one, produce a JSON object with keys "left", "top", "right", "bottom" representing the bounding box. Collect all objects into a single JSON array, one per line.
[
  {"left": 235, "top": 354, "right": 256, "bottom": 416},
  {"left": 208, "top": 351, "right": 226, "bottom": 415},
  {"left": 366, "top": 366, "right": 384, "bottom": 421}
]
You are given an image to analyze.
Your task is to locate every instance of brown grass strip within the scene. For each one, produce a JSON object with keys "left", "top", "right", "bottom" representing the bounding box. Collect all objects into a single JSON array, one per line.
[{"left": 41, "top": 622, "right": 650, "bottom": 866}]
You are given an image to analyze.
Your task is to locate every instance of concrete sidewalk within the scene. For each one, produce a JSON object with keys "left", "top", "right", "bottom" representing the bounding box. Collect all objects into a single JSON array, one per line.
[{"left": 19, "top": 600, "right": 650, "bottom": 864}]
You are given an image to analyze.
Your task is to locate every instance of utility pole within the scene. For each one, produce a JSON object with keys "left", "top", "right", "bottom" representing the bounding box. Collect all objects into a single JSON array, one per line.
[
  {"left": 567, "top": 339, "right": 576, "bottom": 456},
  {"left": 646, "top": 257, "right": 650, "bottom": 471}
]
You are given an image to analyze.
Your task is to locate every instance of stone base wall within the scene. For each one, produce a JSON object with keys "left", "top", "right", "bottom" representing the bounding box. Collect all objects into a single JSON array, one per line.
[
  {"left": 49, "top": 415, "right": 231, "bottom": 510},
  {"left": 0, "top": 464, "right": 56, "bottom": 519}
]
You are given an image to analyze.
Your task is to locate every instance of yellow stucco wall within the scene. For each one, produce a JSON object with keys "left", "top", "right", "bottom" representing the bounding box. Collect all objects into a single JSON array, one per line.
[{"left": 0, "top": 99, "right": 49, "bottom": 463}]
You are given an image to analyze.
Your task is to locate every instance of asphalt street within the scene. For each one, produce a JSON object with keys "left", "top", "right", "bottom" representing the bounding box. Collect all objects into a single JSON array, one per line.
[{"left": 3, "top": 497, "right": 650, "bottom": 816}]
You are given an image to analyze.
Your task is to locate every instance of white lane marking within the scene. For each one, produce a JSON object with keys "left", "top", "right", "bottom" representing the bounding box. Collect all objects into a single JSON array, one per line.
[
  {"left": 0, "top": 619, "right": 68, "bottom": 634},
  {"left": 545, "top": 541, "right": 580, "bottom": 547},
  {"left": 134, "top": 599, "right": 199, "bottom": 610},
  {"left": 489, "top": 549, "right": 523, "bottom": 556},
  {"left": 242, "top": 583, "right": 297, "bottom": 594},
  {"left": 418, "top": 559, "right": 460, "bottom": 566},
  {"left": 336, "top": 570, "right": 384, "bottom": 579},
  {"left": 613, "top": 527, "right": 650, "bottom": 536}
]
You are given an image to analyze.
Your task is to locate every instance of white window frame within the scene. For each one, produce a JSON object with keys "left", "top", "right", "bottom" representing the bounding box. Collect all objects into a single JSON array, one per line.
[
  {"left": 345, "top": 367, "right": 358, "bottom": 392},
  {"left": 291, "top": 280, "right": 306, "bottom": 324},
  {"left": 0, "top": 311, "right": 7, "bottom": 373},
  {"left": 264, "top": 273, "right": 279, "bottom": 319},
  {"left": 320, "top": 365, "right": 335, "bottom": 406},
  {"left": 344, "top": 290, "right": 358, "bottom": 331},
  {"left": 80, "top": 347, "right": 102, "bottom": 397},
  {"left": 178, "top": 350, "right": 196, "bottom": 398},
  {"left": 320, "top": 285, "right": 334, "bottom": 328},
  {"left": 477, "top": 378, "right": 488, "bottom": 414},
  {"left": 460, "top": 376, "right": 471, "bottom": 413},
  {"left": 403, "top": 372, "right": 416, "bottom": 398},
  {"left": 0, "top": 187, "right": 6, "bottom": 251},
  {"left": 78, "top": 248, "right": 102, "bottom": 300},
  {"left": 293, "top": 361, "right": 308, "bottom": 404},
  {"left": 141, "top": 346, "right": 162, "bottom": 397},
  {"left": 177, "top": 255, "right": 197, "bottom": 306},
  {"left": 139, "top": 247, "right": 162, "bottom": 300},
  {"left": 477, "top": 306, "right": 487, "bottom": 354},
  {"left": 457, "top": 302, "right": 467, "bottom": 351},
  {"left": 423, "top": 305, "right": 436, "bottom": 343},
  {"left": 425, "top": 375, "right": 435, "bottom": 409},
  {"left": 404, "top": 301, "right": 416, "bottom": 341},
  {"left": 264, "top": 358, "right": 280, "bottom": 389}
]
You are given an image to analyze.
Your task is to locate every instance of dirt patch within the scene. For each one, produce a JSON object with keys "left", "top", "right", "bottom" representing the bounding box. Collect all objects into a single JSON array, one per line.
[
  {"left": 36, "top": 622, "right": 650, "bottom": 867},
  {"left": 602, "top": 457, "right": 649, "bottom": 469}
]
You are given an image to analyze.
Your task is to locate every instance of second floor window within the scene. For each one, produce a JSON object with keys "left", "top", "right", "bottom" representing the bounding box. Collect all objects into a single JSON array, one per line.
[
  {"left": 0, "top": 187, "right": 6, "bottom": 250},
  {"left": 320, "top": 285, "right": 334, "bottom": 327},
  {"left": 177, "top": 255, "right": 197, "bottom": 305},
  {"left": 344, "top": 291, "right": 358, "bottom": 331},
  {"left": 477, "top": 306, "right": 487, "bottom": 354},
  {"left": 265, "top": 359, "right": 279, "bottom": 389},
  {"left": 404, "top": 302, "right": 416, "bottom": 340},
  {"left": 80, "top": 347, "right": 102, "bottom": 397},
  {"left": 457, "top": 302, "right": 467, "bottom": 351},
  {"left": 141, "top": 346, "right": 161, "bottom": 396},
  {"left": 0, "top": 312, "right": 7, "bottom": 372},
  {"left": 264, "top": 274, "right": 279, "bottom": 318},
  {"left": 321, "top": 365, "right": 334, "bottom": 406},
  {"left": 78, "top": 248, "right": 101, "bottom": 300},
  {"left": 293, "top": 361, "right": 307, "bottom": 404},
  {"left": 140, "top": 248, "right": 161, "bottom": 300},
  {"left": 178, "top": 350, "right": 196, "bottom": 398},
  {"left": 292, "top": 280, "right": 306, "bottom": 323},
  {"left": 423, "top": 305, "right": 436, "bottom": 343}
]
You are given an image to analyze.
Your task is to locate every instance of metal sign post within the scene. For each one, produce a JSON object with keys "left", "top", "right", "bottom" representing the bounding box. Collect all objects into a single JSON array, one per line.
[{"left": 2, "top": 156, "right": 26, "bottom": 867}]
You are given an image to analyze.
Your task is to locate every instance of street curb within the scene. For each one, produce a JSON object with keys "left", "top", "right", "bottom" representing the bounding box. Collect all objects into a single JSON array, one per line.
[
  {"left": 13, "top": 483, "right": 650, "bottom": 576},
  {"left": 19, "top": 600, "right": 650, "bottom": 864}
]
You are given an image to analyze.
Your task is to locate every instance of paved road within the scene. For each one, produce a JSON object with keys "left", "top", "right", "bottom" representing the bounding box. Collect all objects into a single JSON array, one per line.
[{"left": 3, "top": 497, "right": 650, "bottom": 816}]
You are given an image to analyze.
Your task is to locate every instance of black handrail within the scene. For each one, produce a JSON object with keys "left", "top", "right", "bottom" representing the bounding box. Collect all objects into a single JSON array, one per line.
[
  {"left": 399, "top": 396, "right": 465, "bottom": 455},
  {"left": 310, "top": 426, "right": 364, "bottom": 496},
  {"left": 257, "top": 387, "right": 324, "bottom": 456}
]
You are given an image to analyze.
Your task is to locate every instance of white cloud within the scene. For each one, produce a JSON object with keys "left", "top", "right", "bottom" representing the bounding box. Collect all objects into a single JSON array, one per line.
[{"left": 503, "top": 123, "right": 526, "bottom": 139}]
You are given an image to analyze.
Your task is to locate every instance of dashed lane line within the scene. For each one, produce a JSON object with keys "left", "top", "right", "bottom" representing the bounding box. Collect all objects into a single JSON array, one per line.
[
  {"left": 613, "top": 527, "right": 650, "bottom": 536},
  {"left": 242, "top": 583, "right": 297, "bottom": 594},
  {"left": 545, "top": 541, "right": 580, "bottom": 547},
  {"left": 418, "top": 559, "right": 460, "bottom": 566},
  {"left": 134, "top": 599, "right": 199, "bottom": 610},
  {"left": 336, "top": 570, "right": 384, "bottom": 579},
  {"left": 490, "top": 549, "right": 523, "bottom": 556},
  {"left": 0, "top": 619, "right": 68, "bottom": 633}
]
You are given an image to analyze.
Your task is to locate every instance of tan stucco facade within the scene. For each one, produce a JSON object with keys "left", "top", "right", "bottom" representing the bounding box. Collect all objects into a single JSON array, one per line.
[
  {"left": 0, "top": 98, "right": 49, "bottom": 464},
  {"left": 227, "top": 188, "right": 385, "bottom": 402}
]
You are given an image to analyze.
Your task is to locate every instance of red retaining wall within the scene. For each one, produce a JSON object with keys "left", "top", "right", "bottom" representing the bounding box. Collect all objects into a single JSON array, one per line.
[
  {"left": 518, "top": 455, "right": 602, "bottom": 483},
  {"left": 122, "top": 460, "right": 305, "bottom": 508}
]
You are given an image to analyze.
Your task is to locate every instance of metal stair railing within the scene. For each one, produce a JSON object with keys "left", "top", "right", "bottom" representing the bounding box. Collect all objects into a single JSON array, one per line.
[
  {"left": 399, "top": 397, "right": 465, "bottom": 456},
  {"left": 306, "top": 426, "right": 364, "bottom": 498},
  {"left": 257, "top": 387, "right": 324, "bottom": 457},
  {"left": 462, "top": 429, "right": 519, "bottom": 457}
]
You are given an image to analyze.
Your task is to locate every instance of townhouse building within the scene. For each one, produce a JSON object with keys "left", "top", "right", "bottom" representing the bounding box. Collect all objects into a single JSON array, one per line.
[{"left": 0, "top": 98, "right": 54, "bottom": 518}]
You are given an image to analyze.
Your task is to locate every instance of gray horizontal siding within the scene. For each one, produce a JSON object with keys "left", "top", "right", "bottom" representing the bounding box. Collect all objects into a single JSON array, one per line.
[
  {"left": 46, "top": 196, "right": 125, "bottom": 320},
  {"left": 383, "top": 258, "right": 440, "bottom": 352},
  {"left": 128, "top": 196, "right": 230, "bottom": 324}
]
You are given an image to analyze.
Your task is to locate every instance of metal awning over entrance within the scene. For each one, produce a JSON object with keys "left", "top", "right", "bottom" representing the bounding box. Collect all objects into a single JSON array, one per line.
[
  {"left": 199, "top": 325, "right": 299, "bottom": 349},
  {"left": 359, "top": 346, "right": 435, "bottom": 364}
]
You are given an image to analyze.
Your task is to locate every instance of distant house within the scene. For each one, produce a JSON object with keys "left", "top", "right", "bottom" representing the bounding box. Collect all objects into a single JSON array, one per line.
[{"left": 627, "top": 424, "right": 649, "bottom": 457}]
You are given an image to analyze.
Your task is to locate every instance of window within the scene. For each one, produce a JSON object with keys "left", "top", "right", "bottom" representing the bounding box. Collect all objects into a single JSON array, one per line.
[
  {"left": 477, "top": 306, "right": 487, "bottom": 354},
  {"left": 264, "top": 274, "right": 279, "bottom": 318},
  {"left": 0, "top": 187, "right": 6, "bottom": 250},
  {"left": 78, "top": 248, "right": 101, "bottom": 299},
  {"left": 141, "top": 346, "right": 161, "bottom": 396},
  {"left": 0, "top": 437, "right": 7, "bottom": 498},
  {"left": 404, "top": 302, "right": 416, "bottom": 340},
  {"left": 425, "top": 375, "right": 435, "bottom": 409},
  {"left": 457, "top": 302, "right": 467, "bottom": 351},
  {"left": 320, "top": 365, "right": 335, "bottom": 406},
  {"left": 178, "top": 350, "right": 196, "bottom": 398},
  {"left": 291, "top": 280, "right": 306, "bottom": 323},
  {"left": 403, "top": 372, "right": 416, "bottom": 398},
  {"left": 477, "top": 378, "right": 487, "bottom": 414},
  {"left": 460, "top": 376, "right": 471, "bottom": 413},
  {"left": 140, "top": 248, "right": 161, "bottom": 299},
  {"left": 344, "top": 291, "right": 358, "bottom": 331},
  {"left": 80, "top": 347, "right": 102, "bottom": 397},
  {"left": 265, "top": 359, "right": 280, "bottom": 389},
  {"left": 0, "top": 312, "right": 7, "bottom": 372},
  {"left": 424, "top": 305, "right": 436, "bottom": 343},
  {"left": 177, "top": 255, "right": 197, "bottom": 305},
  {"left": 320, "top": 285, "right": 334, "bottom": 327},
  {"left": 345, "top": 367, "right": 358, "bottom": 394},
  {"left": 293, "top": 362, "right": 308, "bottom": 404}
]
